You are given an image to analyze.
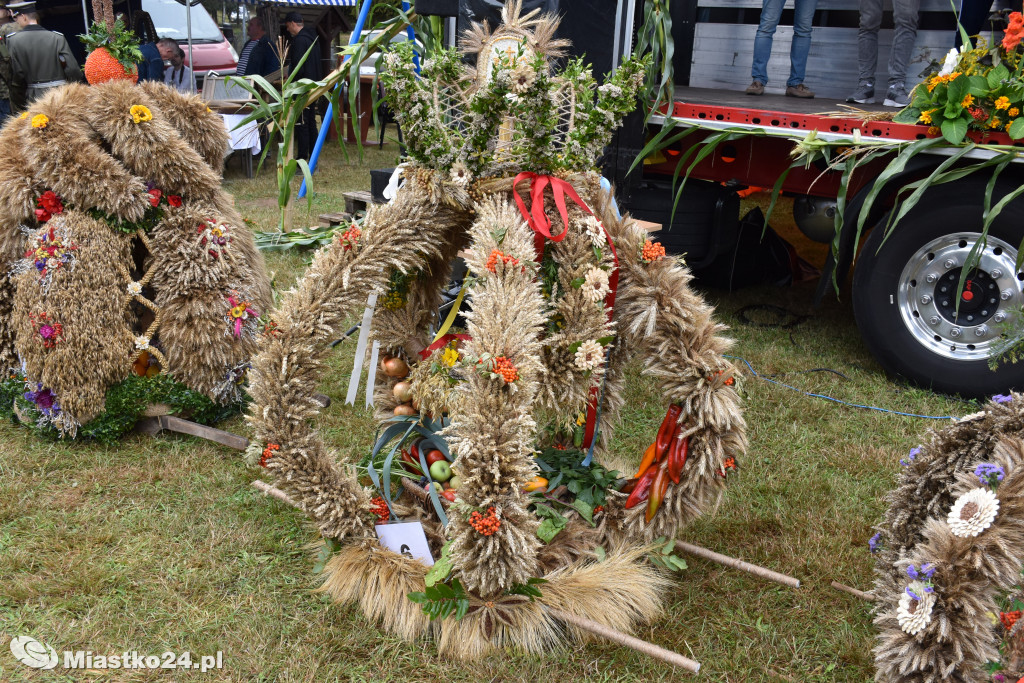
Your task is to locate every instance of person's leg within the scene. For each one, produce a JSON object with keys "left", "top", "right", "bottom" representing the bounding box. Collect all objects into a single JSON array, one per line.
[
  {"left": 889, "top": 0, "right": 922, "bottom": 88},
  {"left": 295, "top": 106, "right": 316, "bottom": 162},
  {"left": 751, "top": 0, "right": 785, "bottom": 84},
  {"left": 0, "top": 99, "right": 9, "bottom": 125},
  {"left": 857, "top": 0, "right": 884, "bottom": 84},
  {"left": 787, "top": 0, "right": 818, "bottom": 86},
  {"left": 955, "top": 0, "right": 994, "bottom": 47}
]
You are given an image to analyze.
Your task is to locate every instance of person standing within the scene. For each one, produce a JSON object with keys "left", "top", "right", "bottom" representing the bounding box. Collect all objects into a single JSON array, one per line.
[
  {"left": 284, "top": 11, "right": 322, "bottom": 162},
  {"left": 133, "top": 11, "right": 163, "bottom": 82},
  {"left": 746, "top": 0, "right": 818, "bottom": 98},
  {"left": 158, "top": 38, "right": 194, "bottom": 94},
  {"left": 237, "top": 16, "right": 279, "bottom": 78},
  {"left": 0, "top": 2, "right": 21, "bottom": 122},
  {"left": 6, "top": 0, "right": 80, "bottom": 111},
  {"left": 847, "top": 0, "right": 921, "bottom": 107}
]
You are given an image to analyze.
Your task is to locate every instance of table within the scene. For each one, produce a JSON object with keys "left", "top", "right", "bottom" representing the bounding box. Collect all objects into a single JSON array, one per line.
[{"left": 219, "top": 114, "right": 261, "bottom": 178}]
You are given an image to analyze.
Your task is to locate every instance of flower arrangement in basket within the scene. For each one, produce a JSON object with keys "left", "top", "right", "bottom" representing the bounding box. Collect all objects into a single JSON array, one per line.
[
  {"left": 896, "top": 15, "right": 1024, "bottom": 143},
  {"left": 0, "top": 81, "right": 271, "bottom": 440},
  {"left": 870, "top": 394, "right": 1024, "bottom": 681},
  {"left": 246, "top": 1, "right": 745, "bottom": 662}
]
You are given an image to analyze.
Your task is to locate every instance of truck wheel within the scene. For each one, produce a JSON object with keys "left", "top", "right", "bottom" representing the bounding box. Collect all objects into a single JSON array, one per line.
[{"left": 852, "top": 197, "right": 1024, "bottom": 398}]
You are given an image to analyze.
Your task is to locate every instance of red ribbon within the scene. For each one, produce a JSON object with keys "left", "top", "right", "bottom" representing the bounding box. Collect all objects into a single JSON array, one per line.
[
  {"left": 511, "top": 172, "right": 620, "bottom": 451},
  {"left": 418, "top": 333, "right": 471, "bottom": 360}
]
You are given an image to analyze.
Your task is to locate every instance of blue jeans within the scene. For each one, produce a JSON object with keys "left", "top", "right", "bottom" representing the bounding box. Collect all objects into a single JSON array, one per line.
[
  {"left": 0, "top": 99, "right": 9, "bottom": 124},
  {"left": 751, "top": 0, "right": 818, "bottom": 87}
]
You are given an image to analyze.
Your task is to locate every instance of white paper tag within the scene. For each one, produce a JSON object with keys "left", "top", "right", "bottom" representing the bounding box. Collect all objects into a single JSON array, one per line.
[{"left": 375, "top": 521, "right": 435, "bottom": 566}]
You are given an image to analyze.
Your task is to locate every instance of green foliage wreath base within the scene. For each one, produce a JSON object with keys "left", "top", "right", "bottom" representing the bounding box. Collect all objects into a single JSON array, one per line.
[{"left": 0, "top": 373, "right": 245, "bottom": 444}]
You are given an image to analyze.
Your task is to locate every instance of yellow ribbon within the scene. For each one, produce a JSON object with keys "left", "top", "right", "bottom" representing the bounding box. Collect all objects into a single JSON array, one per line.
[{"left": 432, "top": 281, "right": 468, "bottom": 344}]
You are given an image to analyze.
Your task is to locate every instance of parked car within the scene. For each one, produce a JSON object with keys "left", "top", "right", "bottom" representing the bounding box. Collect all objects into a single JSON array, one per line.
[{"left": 143, "top": 0, "right": 238, "bottom": 84}]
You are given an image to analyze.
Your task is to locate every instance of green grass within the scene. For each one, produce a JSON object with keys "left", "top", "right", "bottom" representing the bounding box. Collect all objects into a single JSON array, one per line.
[{"left": 0, "top": 143, "right": 973, "bottom": 681}]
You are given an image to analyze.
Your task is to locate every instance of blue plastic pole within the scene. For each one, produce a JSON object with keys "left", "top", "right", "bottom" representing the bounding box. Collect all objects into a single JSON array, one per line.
[{"left": 298, "top": 0, "right": 374, "bottom": 199}]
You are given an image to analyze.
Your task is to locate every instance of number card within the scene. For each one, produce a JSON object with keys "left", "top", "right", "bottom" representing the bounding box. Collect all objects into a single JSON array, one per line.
[{"left": 375, "top": 521, "right": 435, "bottom": 566}]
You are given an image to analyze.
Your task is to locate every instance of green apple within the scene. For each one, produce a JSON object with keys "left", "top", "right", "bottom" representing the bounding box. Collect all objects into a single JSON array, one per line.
[
  {"left": 448, "top": 476, "right": 461, "bottom": 489},
  {"left": 429, "top": 460, "right": 451, "bottom": 482}
]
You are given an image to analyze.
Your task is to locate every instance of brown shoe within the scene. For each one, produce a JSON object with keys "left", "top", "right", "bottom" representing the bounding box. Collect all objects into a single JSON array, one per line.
[
  {"left": 745, "top": 80, "right": 764, "bottom": 95},
  {"left": 785, "top": 84, "right": 815, "bottom": 98}
]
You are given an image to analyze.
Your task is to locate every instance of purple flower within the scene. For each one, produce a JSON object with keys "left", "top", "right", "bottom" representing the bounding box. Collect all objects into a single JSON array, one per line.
[
  {"left": 905, "top": 587, "right": 921, "bottom": 601},
  {"left": 909, "top": 447, "right": 921, "bottom": 459},
  {"left": 907, "top": 565, "right": 919, "bottom": 580},
  {"left": 993, "top": 394, "right": 1013, "bottom": 404},
  {"left": 869, "top": 533, "right": 881, "bottom": 553},
  {"left": 975, "top": 462, "right": 1005, "bottom": 487},
  {"left": 922, "top": 563, "right": 935, "bottom": 578},
  {"left": 24, "top": 385, "right": 57, "bottom": 414},
  {"left": 38, "top": 324, "right": 54, "bottom": 339}
]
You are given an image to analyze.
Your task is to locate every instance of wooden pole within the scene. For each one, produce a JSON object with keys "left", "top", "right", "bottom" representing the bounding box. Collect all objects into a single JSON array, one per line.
[
  {"left": 830, "top": 581, "right": 874, "bottom": 602},
  {"left": 677, "top": 541, "right": 800, "bottom": 589},
  {"left": 252, "top": 480, "right": 300, "bottom": 508},
  {"left": 549, "top": 608, "right": 700, "bottom": 673}
]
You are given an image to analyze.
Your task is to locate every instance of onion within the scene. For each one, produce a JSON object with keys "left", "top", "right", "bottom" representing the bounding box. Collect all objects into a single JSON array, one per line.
[
  {"left": 383, "top": 356, "right": 409, "bottom": 378},
  {"left": 380, "top": 355, "right": 393, "bottom": 373},
  {"left": 393, "top": 381, "right": 414, "bottom": 403},
  {"left": 411, "top": 397, "right": 420, "bottom": 411},
  {"left": 394, "top": 403, "right": 418, "bottom": 416}
]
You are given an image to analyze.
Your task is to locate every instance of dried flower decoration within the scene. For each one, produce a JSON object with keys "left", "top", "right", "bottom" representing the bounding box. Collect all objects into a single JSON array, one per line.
[
  {"left": 869, "top": 532, "right": 881, "bottom": 553},
  {"left": 441, "top": 345, "right": 459, "bottom": 368},
  {"left": 23, "top": 384, "right": 59, "bottom": 417},
  {"left": 897, "top": 579, "right": 937, "bottom": 635},
  {"left": 975, "top": 462, "right": 1006, "bottom": 488},
  {"left": 900, "top": 446, "right": 921, "bottom": 467},
  {"left": 583, "top": 267, "right": 610, "bottom": 303},
  {"left": 127, "top": 281, "right": 143, "bottom": 296},
  {"left": 167, "top": 195, "right": 182, "bottom": 208},
  {"left": 31, "top": 114, "right": 48, "bottom": 129},
  {"left": 641, "top": 239, "right": 666, "bottom": 262},
  {"left": 947, "top": 487, "right": 999, "bottom": 537},
  {"left": 21, "top": 223, "right": 79, "bottom": 288},
  {"left": 449, "top": 162, "right": 472, "bottom": 187},
  {"left": 582, "top": 216, "right": 605, "bottom": 248},
  {"left": 225, "top": 293, "right": 259, "bottom": 339},
  {"left": 30, "top": 312, "right": 63, "bottom": 349},
  {"left": 34, "top": 191, "right": 63, "bottom": 223},
  {"left": 1000, "top": 610, "right": 1022, "bottom": 631},
  {"left": 198, "top": 220, "right": 232, "bottom": 260},
  {"left": 130, "top": 104, "right": 153, "bottom": 124},
  {"left": 18, "top": 112, "right": 27, "bottom": 120},
  {"left": 573, "top": 339, "right": 604, "bottom": 371},
  {"left": 134, "top": 335, "right": 151, "bottom": 351}
]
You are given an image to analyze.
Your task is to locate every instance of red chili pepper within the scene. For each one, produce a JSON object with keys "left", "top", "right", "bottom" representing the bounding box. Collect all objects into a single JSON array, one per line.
[
  {"left": 645, "top": 463, "right": 670, "bottom": 523},
  {"left": 667, "top": 434, "right": 690, "bottom": 485},
  {"left": 620, "top": 478, "right": 638, "bottom": 495},
  {"left": 625, "top": 465, "right": 659, "bottom": 509},
  {"left": 634, "top": 442, "right": 657, "bottom": 478},
  {"left": 654, "top": 404, "right": 682, "bottom": 463}
]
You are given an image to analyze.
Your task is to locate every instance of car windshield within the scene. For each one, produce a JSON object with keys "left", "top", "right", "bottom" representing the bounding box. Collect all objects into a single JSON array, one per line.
[{"left": 143, "top": 0, "right": 223, "bottom": 43}]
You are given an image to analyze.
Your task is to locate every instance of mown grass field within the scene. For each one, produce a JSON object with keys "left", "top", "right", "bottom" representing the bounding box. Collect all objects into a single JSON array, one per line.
[{"left": 0, "top": 142, "right": 976, "bottom": 682}]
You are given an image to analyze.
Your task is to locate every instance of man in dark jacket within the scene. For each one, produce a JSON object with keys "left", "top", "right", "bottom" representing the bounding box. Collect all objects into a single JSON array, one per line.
[
  {"left": 7, "top": 1, "right": 81, "bottom": 111},
  {"left": 284, "top": 11, "right": 322, "bottom": 162},
  {"left": 238, "top": 16, "right": 279, "bottom": 78}
]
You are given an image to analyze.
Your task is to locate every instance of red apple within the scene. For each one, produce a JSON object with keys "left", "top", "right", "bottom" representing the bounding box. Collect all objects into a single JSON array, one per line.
[{"left": 426, "top": 449, "right": 447, "bottom": 465}]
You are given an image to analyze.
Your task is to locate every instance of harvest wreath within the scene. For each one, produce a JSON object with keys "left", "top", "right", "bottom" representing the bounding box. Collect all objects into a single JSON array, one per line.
[
  {"left": 247, "top": 2, "right": 746, "bottom": 662},
  {"left": 0, "top": 81, "right": 271, "bottom": 439}
]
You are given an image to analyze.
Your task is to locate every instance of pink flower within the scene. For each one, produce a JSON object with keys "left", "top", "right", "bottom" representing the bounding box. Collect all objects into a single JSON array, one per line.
[{"left": 38, "top": 324, "right": 55, "bottom": 339}]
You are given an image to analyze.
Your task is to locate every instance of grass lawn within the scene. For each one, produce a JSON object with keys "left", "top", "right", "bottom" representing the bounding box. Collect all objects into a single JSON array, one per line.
[{"left": 0, "top": 141, "right": 974, "bottom": 682}]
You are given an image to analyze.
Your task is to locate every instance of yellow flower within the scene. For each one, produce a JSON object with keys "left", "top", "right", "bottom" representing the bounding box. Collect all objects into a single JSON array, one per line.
[
  {"left": 30, "top": 114, "right": 48, "bottom": 129},
  {"left": 1010, "top": 107, "right": 1020, "bottom": 117},
  {"left": 996, "top": 96, "right": 1011, "bottom": 110},
  {"left": 989, "top": 117, "right": 1002, "bottom": 129},
  {"left": 962, "top": 94, "right": 974, "bottom": 108},
  {"left": 230, "top": 304, "right": 248, "bottom": 318},
  {"left": 129, "top": 104, "right": 153, "bottom": 124},
  {"left": 19, "top": 112, "right": 28, "bottom": 120},
  {"left": 441, "top": 346, "right": 459, "bottom": 367},
  {"left": 206, "top": 107, "right": 212, "bottom": 113},
  {"left": 919, "top": 110, "right": 933, "bottom": 124},
  {"left": 926, "top": 76, "right": 939, "bottom": 93},
  {"left": 576, "top": 412, "right": 586, "bottom": 427}
]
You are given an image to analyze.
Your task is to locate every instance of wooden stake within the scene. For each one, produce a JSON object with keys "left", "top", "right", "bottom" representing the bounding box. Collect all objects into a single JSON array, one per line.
[
  {"left": 135, "top": 415, "right": 249, "bottom": 451},
  {"left": 830, "top": 581, "right": 874, "bottom": 602},
  {"left": 252, "top": 480, "right": 299, "bottom": 508},
  {"left": 548, "top": 608, "right": 700, "bottom": 673},
  {"left": 677, "top": 541, "right": 800, "bottom": 589}
]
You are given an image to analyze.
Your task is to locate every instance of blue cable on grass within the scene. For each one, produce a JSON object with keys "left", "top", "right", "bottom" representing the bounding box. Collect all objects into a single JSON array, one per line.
[{"left": 726, "top": 355, "right": 956, "bottom": 420}]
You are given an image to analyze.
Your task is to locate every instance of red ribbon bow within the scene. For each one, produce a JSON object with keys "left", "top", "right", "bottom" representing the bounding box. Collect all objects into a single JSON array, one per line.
[{"left": 418, "top": 333, "right": 471, "bottom": 360}]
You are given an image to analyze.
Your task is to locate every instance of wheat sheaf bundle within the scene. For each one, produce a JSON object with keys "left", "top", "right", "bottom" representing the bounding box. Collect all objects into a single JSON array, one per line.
[{"left": 873, "top": 396, "right": 1024, "bottom": 681}]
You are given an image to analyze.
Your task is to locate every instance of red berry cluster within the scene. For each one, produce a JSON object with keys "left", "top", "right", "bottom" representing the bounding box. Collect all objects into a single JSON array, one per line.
[
  {"left": 259, "top": 443, "right": 280, "bottom": 467},
  {"left": 469, "top": 507, "right": 500, "bottom": 536},
  {"left": 594, "top": 505, "right": 604, "bottom": 514},
  {"left": 718, "top": 456, "right": 737, "bottom": 478},
  {"left": 340, "top": 225, "right": 361, "bottom": 251},
  {"left": 969, "top": 106, "right": 988, "bottom": 122},
  {"left": 485, "top": 249, "right": 519, "bottom": 273},
  {"left": 641, "top": 239, "right": 666, "bottom": 262},
  {"left": 1001, "top": 610, "right": 1022, "bottom": 631},
  {"left": 370, "top": 496, "right": 390, "bottom": 521},
  {"left": 492, "top": 356, "right": 519, "bottom": 383}
]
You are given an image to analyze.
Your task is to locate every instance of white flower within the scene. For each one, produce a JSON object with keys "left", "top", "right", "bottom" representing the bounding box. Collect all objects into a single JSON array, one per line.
[
  {"left": 509, "top": 62, "right": 536, "bottom": 93},
  {"left": 574, "top": 339, "right": 605, "bottom": 371},
  {"left": 947, "top": 487, "right": 999, "bottom": 537},
  {"left": 449, "top": 162, "right": 472, "bottom": 187},
  {"left": 505, "top": 92, "right": 521, "bottom": 104},
  {"left": 583, "top": 216, "right": 605, "bottom": 248},
  {"left": 583, "top": 267, "right": 610, "bottom": 303},
  {"left": 897, "top": 580, "right": 936, "bottom": 635},
  {"left": 127, "top": 281, "right": 143, "bottom": 296},
  {"left": 134, "top": 335, "right": 150, "bottom": 351},
  {"left": 598, "top": 83, "right": 623, "bottom": 98},
  {"left": 939, "top": 46, "right": 962, "bottom": 77}
]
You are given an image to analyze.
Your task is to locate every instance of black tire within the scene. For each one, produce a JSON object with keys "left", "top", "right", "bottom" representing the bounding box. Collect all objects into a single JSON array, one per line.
[{"left": 852, "top": 183, "right": 1024, "bottom": 398}]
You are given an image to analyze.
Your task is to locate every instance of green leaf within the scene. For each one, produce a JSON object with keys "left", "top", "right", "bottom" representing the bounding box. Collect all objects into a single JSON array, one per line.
[
  {"left": 596, "top": 335, "right": 615, "bottom": 346},
  {"left": 567, "top": 341, "right": 583, "bottom": 353},
  {"left": 967, "top": 75, "right": 990, "bottom": 96},
  {"left": 572, "top": 498, "right": 594, "bottom": 524},
  {"left": 424, "top": 542, "right": 454, "bottom": 587},
  {"left": 536, "top": 516, "right": 567, "bottom": 543},
  {"left": 1008, "top": 117, "right": 1024, "bottom": 139},
  {"left": 570, "top": 277, "right": 585, "bottom": 289},
  {"left": 989, "top": 63, "right": 1010, "bottom": 88},
  {"left": 940, "top": 116, "right": 969, "bottom": 145},
  {"left": 407, "top": 591, "right": 428, "bottom": 604},
  {"left": 594, "top": 546, "right": 606, "bottom": 562},
  {"left": 892, "top": 107, "right": 921, "bottom": 124},
  {"left": 945, "top": 74, "right": 967, "bottom": 106}
]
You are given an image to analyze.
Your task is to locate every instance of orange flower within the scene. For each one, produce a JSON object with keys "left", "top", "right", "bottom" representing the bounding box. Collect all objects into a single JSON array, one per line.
[
  {"left": 31, "top": 114, "right": 48, "bottom": 129},
  {"left": 492, "top": 356, "right": 519, "bottom": 383},
  {"left": 641, "top": 239, "right": 666, "bottom": 262},
  {"left": 996, "top": 96, "right": 1011, "bottom": 110},
  {"left": 1010, "top": 107, "right": 1020, "bottom": 117},
  {"left": 918, "top": 110, "right": 933, "bottom": 124},
  {"left": 927, "top": 126, "right": 940, "bottom": 136},
  {"left": 1003, "top": 12, "right": 1024, "bottom": 50},
  {"left": 989, "top": 117, "right": 1003, "bottom": 129},
  {"left": 961, "top": 94, "right": 974, "bottom": 108}
]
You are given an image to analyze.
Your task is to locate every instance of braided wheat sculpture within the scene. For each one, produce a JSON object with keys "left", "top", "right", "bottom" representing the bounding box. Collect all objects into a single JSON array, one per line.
[
  {"left": 247, "top": 3, "right": 745, "bottom": 659},
  {"left": 872, "top": 395, "right": 1024, "bottom": 681},
  {"left": 0, "top": 81, "right": 271, "bottom": 437}
]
